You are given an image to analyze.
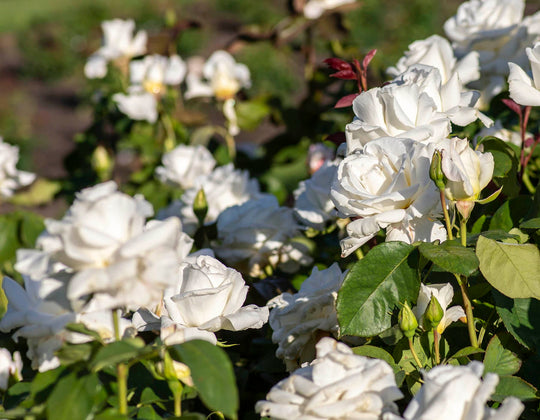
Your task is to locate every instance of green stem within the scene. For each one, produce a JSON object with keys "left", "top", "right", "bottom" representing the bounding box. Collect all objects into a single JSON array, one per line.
[
  {"left": 112, "top": 310, "right": 128, "bottom": 415},
  {"left": 455, "top": 275, "right": 478, "bottom": 348},
  {"left": 173, "top": 385, "right": 182, "bottom": 417},
  {"left": 460, "top": 218, "right": 467, "bottom": 247},
  {"left": 439, "top": 190, "right": 453, "bottom": 240},
  {"left": 408, "top": 338, "right": 423, "bottom": 369},
  {"left": 433, "top": 330, "right": 440, "bottom": 365}
]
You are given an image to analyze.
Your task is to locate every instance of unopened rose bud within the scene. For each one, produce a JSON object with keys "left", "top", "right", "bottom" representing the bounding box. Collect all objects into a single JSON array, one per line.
[
  {"left": 430, "top": 150, "right": 446, "bottom": 190},
  {"left": 193, "top": 188, "right": 208, "bottom": 226},
  {"left": 399, "top": 301, "right": 418, "bottom": 338},
  {"left": 91, "top": 145, "right": 113, "bottom": 181},
  {"left": 424, "top": 295, "right": 444, "bottom": 331}
]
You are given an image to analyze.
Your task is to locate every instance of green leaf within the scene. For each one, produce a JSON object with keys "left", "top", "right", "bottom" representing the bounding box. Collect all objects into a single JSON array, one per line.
[
  {"left": 337, "top": 242, "right": 419, "bottom": 337},
  {"left": 46, "top": 372, "right": 103, "bottom": 420},
  {"left": 478, "top": 136, "right": 517, "bottom": 178},
  {"left": 492, "top": 376, "right": 538, "bottom": 402},
  {"left": 90, "top": 339, "right": 145, "bottom": 372},
  {"left": 236, "top": 98, "right": 271, "bottom": 131},
  {"left": 137, "top": 405, "right": 160, "bottom": 420},
  {"left": 0, "top": 277, "right": 8, "bottom": 320},
  {"left": 449, "top": 346, "right": 485, "bottom": 360},
  {"left": 18, "top": 211, "right": 45, "bottom": 246},
  {"left": 418, "top": 241, "right": 479, "bottom": 276},
  {"left": 0, "top": 215, "right": 19, "bottom": 263},
  {"left": 489, "top": 196, "right": 533, "bottom": 232},
  {"left": 493, "top": 291, "right": 540, "bottom": 350},
  {"left": 476, "top": 236, "right": 540, "bottom": 299},
  {"left": 171, "top": 340, "right": 239, "bottom": 420},
  {"left": 65, "top": 322, "right": 104, "bottom": 343},
  {"left": 483, "top": 335, "right": 521, "bottom": 376},
  {"left": 56, "top": 343, "right": 94, "bottom": 365},
  {"left": 520, "top": 218, "right": 540, "bottom": 229},
  {"left": 351, "top": 345, "right": 396, "bottom": 367},
  {"left": 9, "top": 178, "right": 61, "bottom": 206}
]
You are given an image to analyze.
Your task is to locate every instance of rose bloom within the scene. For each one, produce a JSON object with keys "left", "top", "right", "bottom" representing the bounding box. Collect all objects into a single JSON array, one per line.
[
  {"left": 0, "top": 276, "right": 131, "bottom": 372},
  {"left": 508, "top": 41, "right": 540, "bottom": 106},
  {"left": 185, "top": 50, "right": 250, "bottom": 101},
  {"left": 303, "top": 0, "right": 356, "bottom": 20},
  {"left": 444, "top": 0, "right": 540, "bottom": 104},
  {"left": 0, "top": 137, "right": 35, "bottom": 198},
  {"left": 155, "top": 144, "right": 216, "bottom": 189},
  {"left": 0, "top": 349, "right": 22, "bottom": 390},
  {"left": 438, "top": 137, "right": 494, "bottom": 202},
  {"left": 331, "top": 137, "right": 446, "bottom": 257},
  {"left": 113, "top": 54, "right": 186, "bottom": 123},
  {"left": 346, "top": 65, "right": 490, "bottom": 154},
  {"left": 84, "top": 19, "right": 147, "bottom": 79},
  {"left": 214, "top": 195, "right": 312, "bottom": 277},
  {"left": 256, "top": 337, "right": 403, "bottom": 420},
  {"left": 267, "top": 264, "right": 346, "bottom": 370},
  {"left": 384, "top": 361, "right": 524, "bottom": 420},
  {"left": 413, "top": 283, "right": 465, "bottom": 334},
  {"left": 387, "top": 35, "right": 480, "bottom": 85},
  {"left": 294, "top": 160, "right": 339, "bottom": 230}
]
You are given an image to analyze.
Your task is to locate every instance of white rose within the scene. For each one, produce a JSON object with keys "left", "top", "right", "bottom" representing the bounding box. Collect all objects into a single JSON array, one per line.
[
  {"left": 331, "top": 137, "right": 443, "bottom": 257},
  {"left": 0, "top": 137, "right": 35, "bottom": 198},
  {"left": 256, "top": 337, "right": 403, "bottom": 419},
  {"left": 387, "top": 35, "right": 480, "bottom": 85},
  {"left": 267, "top": 264, "right": 345, "bottom": 370},
  {"left": 155, "top": 144, "right": 216, "bottom": 189},
  {"left": 413, "top": 283, "right": 465, "bottom": 334},
  {"left": 307, "top": 143, "right": 334, "bottom": 175},
  {"left": 185, "top": 50, "right": 250, "bottom": 100},
  {"left": 293, "top": 160, "right": 339, "bottom": 230},
  {"left": 161, "top": 254, "right": 268, "bottom": 344},
  {"left": 85, "top": 19, "right": 147, "bottom": 79},
  {"left": 303, "top": 0, "right": 356, "bottom": 20},
  {"left": 42, "top": 181, "right": 153, "bottom": 271},
  {"left": 130, "top": 54, "right": 187, "bottom": 92},
  {"left": 67, "top": 217, "right": 194, "bottom": 311},
  {"left": 177, "top": 163, "right": 260, "bottom": 234},
  {"left": 113, "top": 87, "right": 158, "bottom": 123},
  {"left": 396, "top": 361, "right": 524, "bottom": 420},
  {"left": 0, "top": 349, "right": 22, "bottom": 390},
  {"left": 214, "top": 195, "right": 311, "bottom": 277},
  {"left": 346, "top": 65, "right": 489, "bottom": 154},
  {"left": 438, "top": 137, "right": 494, "bottom": 203},
  {"left": 508, "top": 42, "right": 540, "bottom": 106},
  {"left": 0, "top": 276, "right": 131, "bottom": 372}
]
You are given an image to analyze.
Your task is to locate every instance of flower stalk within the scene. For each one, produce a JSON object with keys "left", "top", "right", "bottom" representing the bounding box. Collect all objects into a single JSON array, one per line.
[
  {"left": 455, "top": 275, "right": 478, "bottom": 348},
  {"left": 408, "top": 338, "right": 423, "bottom": 369},
  {"left": 113, "top": 310, "right": 128, "bottom": 415}
]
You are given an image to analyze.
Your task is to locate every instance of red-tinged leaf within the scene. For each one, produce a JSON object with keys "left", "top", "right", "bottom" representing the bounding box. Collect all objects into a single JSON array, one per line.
[
  {"left": 362, "top": 49, "right": 377, "bottom": 69},
  {"left": 330, "top": 70, "right": 357, "bottom": 80},
  {"left": 323, "top": 58, "right": 352, "bottom": 71},
  {"left": 335, "top": 93, "right": 359, "bottom": 108},
  {"left": 502, "top": 99, "right": 522, "bottom": 116},
  {"left": 352, "top": 58, "right": 362, "bottom": 73},
  {"left": 326, "top": 132, "right": 346, "bottom": 145}
]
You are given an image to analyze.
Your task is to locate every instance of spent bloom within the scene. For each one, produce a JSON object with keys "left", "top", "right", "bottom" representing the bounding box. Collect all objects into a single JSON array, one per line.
[
  {"left": 214, "top": 195, "right": 313, "bottom": 277},
  {"left": 113, "top": 54, "right": 187, "bottom": 123},
  {"left": 331, "top": 137, "right": 446, "bottom": 257},
  {"left": 155, "top": 144, "right": 216, "bottom": 189},
  {"left": 0, "top": 349, "right": 22, "bottom": 390},
  {"left": 256, "top": 337, "right": 403, "bottom": 419},
  {"left": 387, "top": 35, "right": 480, "bottom": 85},
  {"left": 267, "top": 264, "right": 346, "bottom": 370},
  {"left": 0, "top": 137, "right": 35, "bottom": 198},
  {"left": 84, "top": 19, "right": 147, "bottom": 79},
  {"left": 508, "top": 42, "right": 540, "bottom": 106},
  {"left": 384, "top": 361, "right": 524, "bottom": 420},
  {"left": 412, "top": 283, "right": 465, "bottom": 334}
]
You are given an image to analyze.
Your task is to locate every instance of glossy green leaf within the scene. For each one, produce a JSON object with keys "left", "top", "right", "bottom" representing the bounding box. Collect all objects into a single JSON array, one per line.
[
  {"left": 483, "top": 335, "right": 521, "bottom": 376},
  {"left": 449, "top": 346, "right": 485, "bottom": 360},
  {"left": 419, "top": 241, "right": 479, "bottom": 276},
  {"left": 494, "top": 291, "right": 540, "bottom": 350},
  {"left": 337, "top": 242, "right": 419, "bottom": 337},
  {"left": 171, "top": 340, "right": 238, "bottom": 420},
  {"left": 57, "top": 343, "right": 94, "bottom": 365},
  {"left": 489, "top": 196, "right": 533, "bottom": 232},
  {"left": 492, "top": 376, "right": 538, "bottom": 402},
  {"left": 351, "top": 345, "right": 396, "bottom": 367},
  {"left": 476, "top": 236, "right": 540, "bottom": 299},
  {"left": 137, "top": 405, "right": 160, "bottom": 420},
  {"left": 520, "top": 218, "right": 540, "bottom": 229},
  {"left": 477, "top": 137, "right": 516, "bottom": 178},
  {"left": 90, "top": 339, "right": 145, "bottom": 372},
  {"left": 46, "top": 372, "right": 102, "bottom": 420}
]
